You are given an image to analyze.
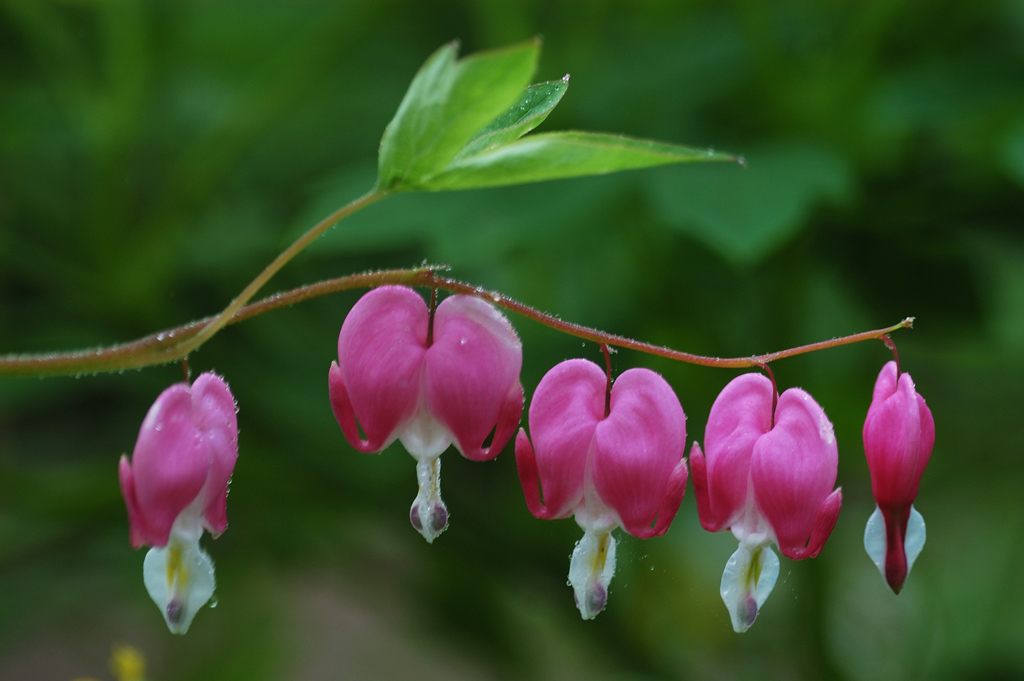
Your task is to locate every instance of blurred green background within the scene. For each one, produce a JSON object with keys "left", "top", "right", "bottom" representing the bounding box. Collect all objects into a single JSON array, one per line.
[{"left": 2, "top": 1, "right": 1023, "bottom": 679}]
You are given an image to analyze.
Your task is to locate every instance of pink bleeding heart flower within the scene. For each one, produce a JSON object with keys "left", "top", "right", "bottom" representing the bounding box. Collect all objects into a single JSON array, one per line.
[
  {"left": 690, "top": 373, "right": 841, "bottom": 632},
  {"left": 118, "top": 371, "right": 238, "bottom": 634},
  {"left": 863, "top": 361, "right": 934, "bottom": 594},
  {"left": 329, "top": 285, "right": 523, "bottom": 542},
  {"left": 515, "top": 358, "right": 688, "bottom": 619}
]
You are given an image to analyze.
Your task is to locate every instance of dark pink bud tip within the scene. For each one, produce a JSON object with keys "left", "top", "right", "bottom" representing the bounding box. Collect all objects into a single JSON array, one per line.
[
  {"left": 882, "top": 505, "right": 911, "bottom": 593},
  {"left": 887, "top": 559, "right": 908, "bottom": 595}
]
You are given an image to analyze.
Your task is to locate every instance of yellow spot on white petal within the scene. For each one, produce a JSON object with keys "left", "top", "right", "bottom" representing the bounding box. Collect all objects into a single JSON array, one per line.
[
  {"left": 591, "top": 531, "right": 610, "bottom": 575},
  {"left": 167, "top": 544, "right": 187, "bottom": 591}
]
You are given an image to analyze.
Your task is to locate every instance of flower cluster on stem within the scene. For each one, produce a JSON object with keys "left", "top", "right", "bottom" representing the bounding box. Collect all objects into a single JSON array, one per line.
[
  {"left": 98, "top": 280, "right": 929, "bottom": 636},
  {"left": 82, "top": 271, "right": 925, "bottom": 637},
  {"left": 2, "top": 36, "right": 932, "bottom": 637}
]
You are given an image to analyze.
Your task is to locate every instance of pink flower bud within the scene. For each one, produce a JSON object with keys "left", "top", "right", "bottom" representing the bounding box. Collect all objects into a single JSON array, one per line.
[
  {"left": 691, "top": 373, "right": 841, "bottom": 632},
  {"left": 329, "top": 286, "right": 523, "bottom": 542},
  {"left": 863, "top": 361, "right": 934, "bottom": 593},
  {"left": 516, "top": 359, "right": 688, "bottom": 619},
  {"left": 119, "top": 372, "right": 238, "bottom": 550},
  {"left": 118, "top": 371, "right": 238, "bottom": 634}
]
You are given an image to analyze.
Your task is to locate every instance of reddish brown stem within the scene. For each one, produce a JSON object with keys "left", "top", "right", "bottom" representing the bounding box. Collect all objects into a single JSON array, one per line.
[
  {"left": 426, "top": 287, "right": 437, "bottom": 349},
  {"left": 0, "top": 267, "right": 914, "bottom": 378},
  {"left": 600, "top": 343, "right": 613, "bottom": 418},
  {"left": 756, "top": 362, "right": 778, "bottom": 425},
  {"left": 882, "top": 335, "right": 901, "bottom": 376},
  {"left": 429, "top": 274, "right": 913, "bottom": 369}
]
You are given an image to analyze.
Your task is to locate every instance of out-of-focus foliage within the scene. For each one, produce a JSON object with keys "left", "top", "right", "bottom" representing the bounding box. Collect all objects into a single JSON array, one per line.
[{"left": 1, "top": 1, "right": 1022, "bottom": 679}]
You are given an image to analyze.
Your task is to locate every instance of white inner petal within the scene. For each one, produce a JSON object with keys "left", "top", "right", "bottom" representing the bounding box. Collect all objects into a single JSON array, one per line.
[
  {"left": 730, "top": 481, "right": 772, "bottom": 547},
  {"left": 568, "top": 527, "right": 617, "bottom": 620},
  {"left": 863, "top": 505, "right": 926, "bottom": 586},
  {"left": 905, "top": 505, "right": 926, "bottom": 576},
  {"left": 409, "top": 456, "right": 449, "bottom": 543},
  {"left": 143, "top": 534, "right": 216, "bottom": 635},
  {"left": 398, "top": 403, "right": 453, "bottom": 459},
  {"left": 863, "top": 505, "right": 887, "bottom": 580},
  {"left": 720, "top": 541, "right": 778, "bottom": 633},
  {"left": 574, "top": 438, "right": 619, "bottom": 534}
]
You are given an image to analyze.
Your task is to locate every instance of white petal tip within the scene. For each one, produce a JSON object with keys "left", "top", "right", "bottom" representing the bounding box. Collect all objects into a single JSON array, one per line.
[
  {"left": 410, "top": 457, "right": 449, "bottom": 542},
  {"left": 568, "top": 529, "right": 617, "bottom": 620},
  {"left": 864, "top": 506, "right": 887, "bottom": 581},
  {"left": 905, "top": 505, "right": 926, "bottom": 575},
  {"left": 721, "top": 543, "right": 779, "bottom": 633},
  {"left": 864, "top": 505, "right": 926, "bottom": 591},
  {"left": 143, "top": 541, "right": 216, "bottom": 634}
]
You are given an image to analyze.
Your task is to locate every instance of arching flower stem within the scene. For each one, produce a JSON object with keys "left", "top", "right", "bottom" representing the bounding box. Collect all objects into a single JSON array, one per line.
[
  {"left": 0, "top": 267, "right": 914, "bottom": 378},
  {"left": 162, "top": 188, "right": 388, "bottom": 361}
]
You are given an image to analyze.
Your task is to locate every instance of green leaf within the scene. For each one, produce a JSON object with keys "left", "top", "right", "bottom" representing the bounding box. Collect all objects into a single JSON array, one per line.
[
  {"left": 375, "top": 41, "right": 735, "bottom": 194},
  {"left": 456, "top": 76, "right": 569, "bottom": 159},
  {"left": 376, "top": 39, "right": 540, "bottom": 192},
  {"left": 418, "top": 131, "right": 739, "bottom": 191}
]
